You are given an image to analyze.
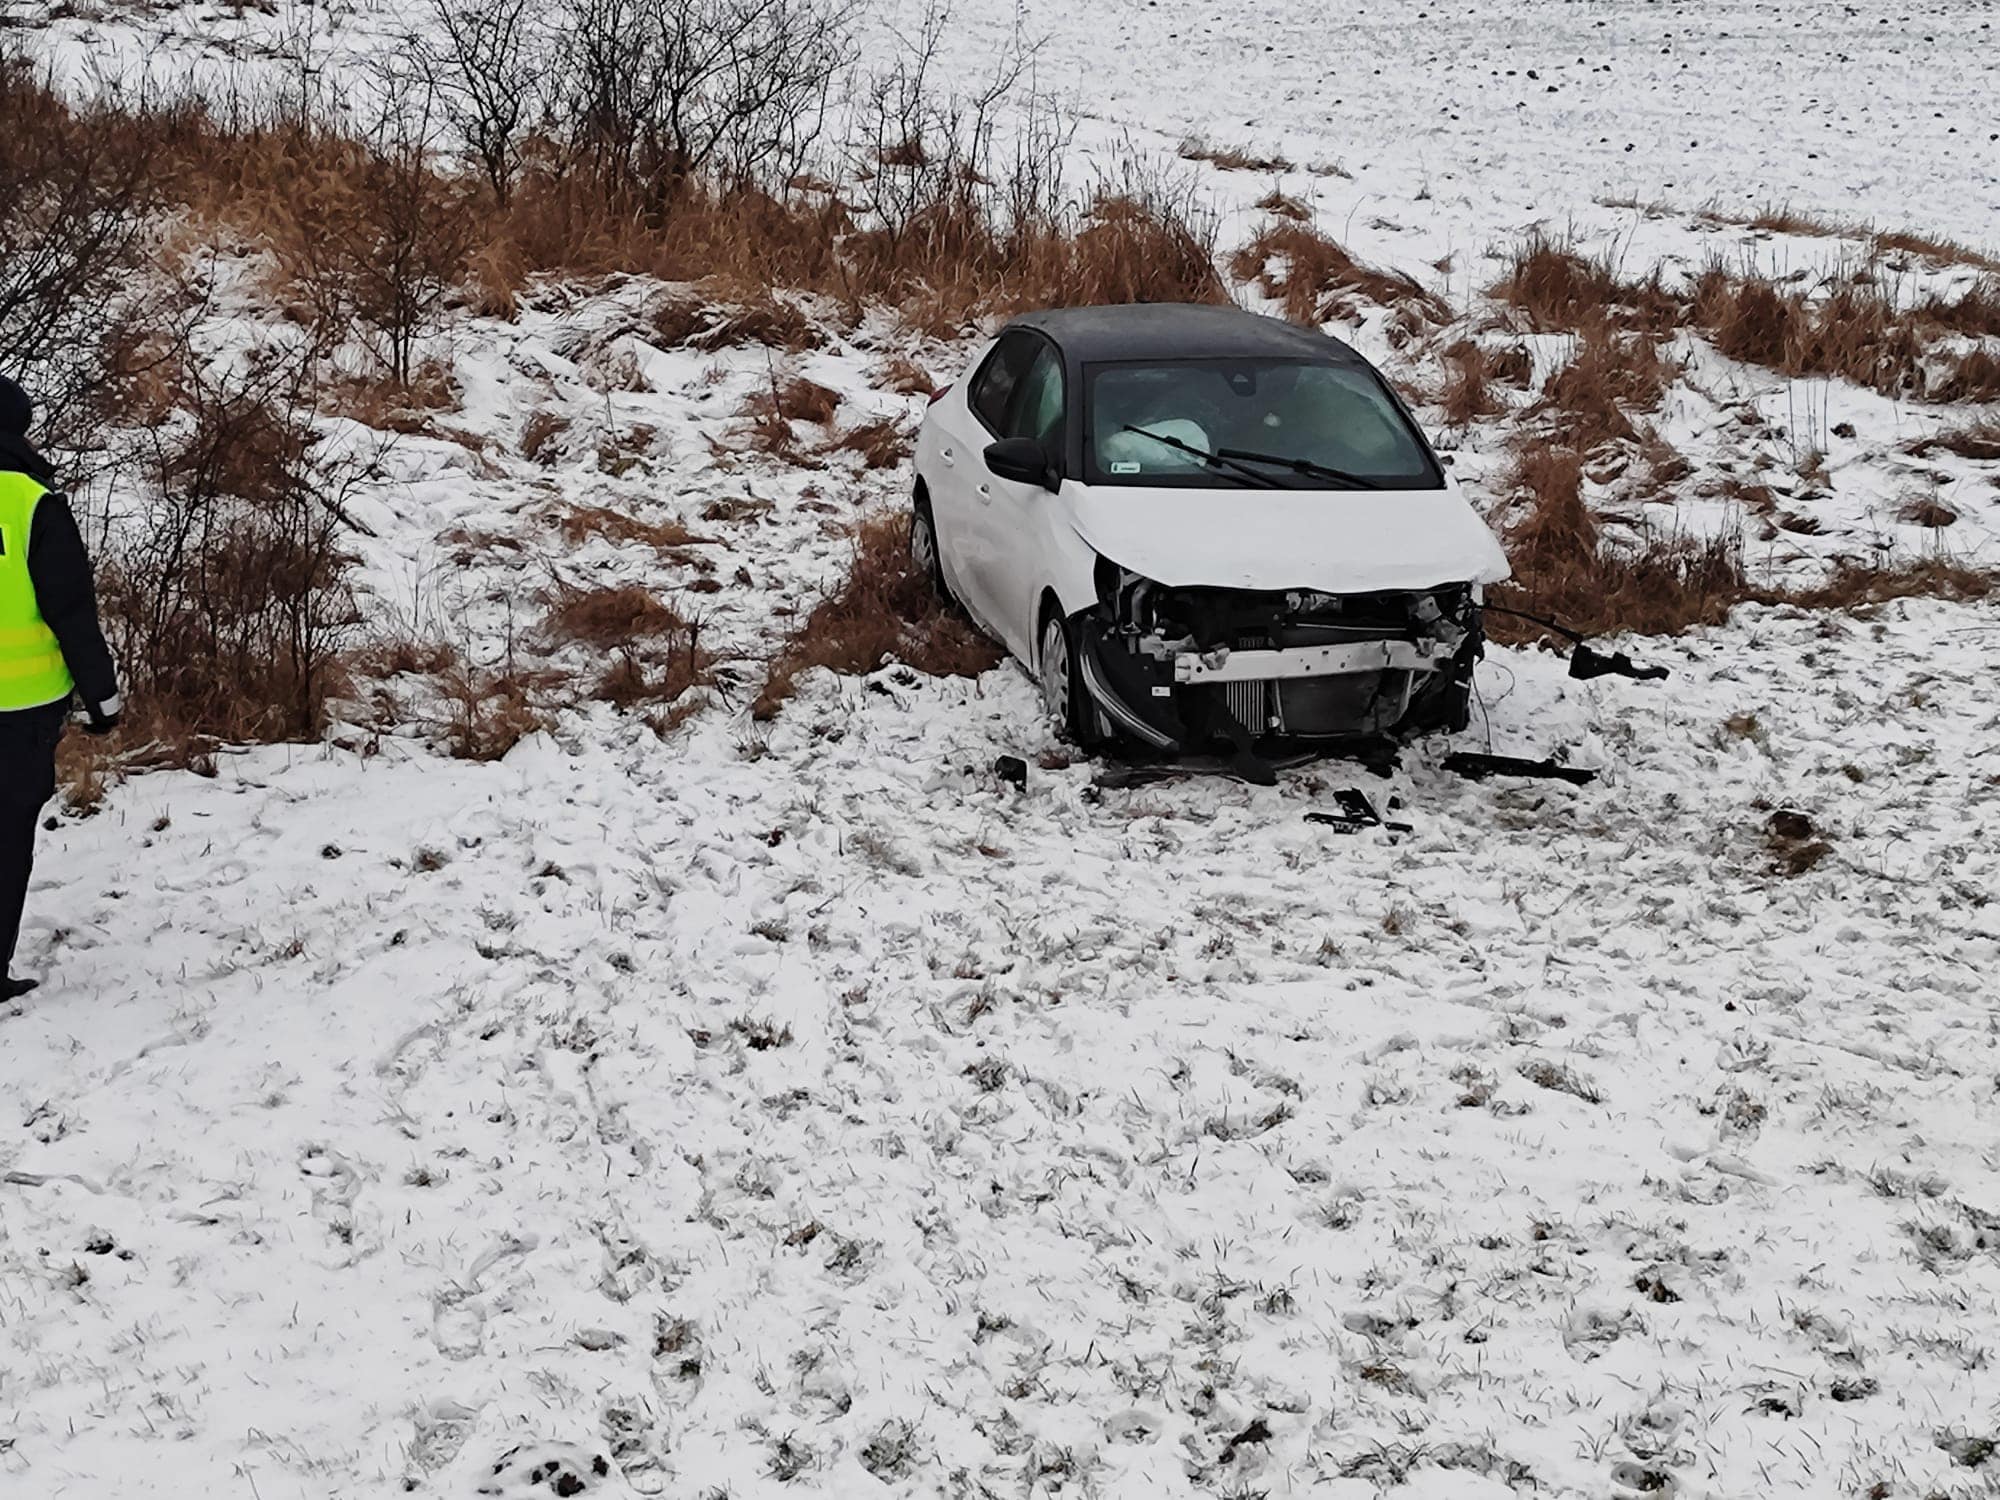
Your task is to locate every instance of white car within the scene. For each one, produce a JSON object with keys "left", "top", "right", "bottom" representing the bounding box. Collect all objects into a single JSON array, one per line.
[{"left": 909, "top": 304, "right": 1510, "bottom": 776}]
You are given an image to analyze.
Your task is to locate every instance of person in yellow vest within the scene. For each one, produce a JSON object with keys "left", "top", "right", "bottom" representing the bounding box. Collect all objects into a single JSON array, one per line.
[{"left": 0, "top": 375, "right": 121, "bottom": 1002}]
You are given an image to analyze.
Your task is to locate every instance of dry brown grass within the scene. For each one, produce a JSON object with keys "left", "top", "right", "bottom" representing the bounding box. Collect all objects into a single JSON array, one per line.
[
  {"left": 1255, "top": 189, "right": 1312, "bottom": 222},
  {"left": 753, "top": 511, "right": 1002, "bottom": 718},
  {"left": 1691, "top": 270, "right": 1926, "bottom": 397},
  {"left": 877, "top": 354, "right": 936, "bottom": 396},
  {"left": 558, "top": 504, "right": 710, "bottom": 551},
  {"left": 436, "top": 662, "right": 554, "bottom": 761},
  {"left": 1489, "top": 238, "right": 1679, "bottom": 334},
  {"left": 1912, "top": 281, "right": 2000, "bottom": 339},
  {"left": 324, "top": 360, "right": 461, "bottom": 433},
  {"left": 1784, "top": 556, "right": 1993, "bottom": 608},
  {"left": 1895, "top": 495, "right": 1960, "bottom": 529},
  {"left": 1904, "top": 420, "right": 2000, "bottom": 461},
  {"left": 1433, "top": 340, "right": 1508, "bottom": 426},
  {"left": 1231, "top": 222, "right": 1449, "bottom": 327},
  {"left": 543, "top": 584, "right": 688, "bottom": 647},
  {"left": 1933, "top": 349, "right": 2000, "bottom": 403},
  {"left": 520, "top": 408, "right": 571, "bottom": 463},
  {"left": 1536, "top": 328, "right": 1676, "bottom": 452},
  {"left": 1180, "top": 139, "right": 1295, "bottom": 174},
  {"left": 1493, "top": 438, "right": 1994, "bottom": 644},
  {"left": 819, "top": 416, "right": 912, "bottom": 469},
  {"left": 1709, "top": 204, "right": 2000, "bottom": 273}
]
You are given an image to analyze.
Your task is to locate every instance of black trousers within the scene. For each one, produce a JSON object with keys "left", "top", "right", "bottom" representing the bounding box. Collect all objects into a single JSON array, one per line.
[{"left": 0, "top": 703, "right": 65, "bottom": 975}]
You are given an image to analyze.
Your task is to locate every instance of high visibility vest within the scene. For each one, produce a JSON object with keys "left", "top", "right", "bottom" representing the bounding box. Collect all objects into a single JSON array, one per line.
[{"left": 0, "top": 471, "right": 75, "bottom": 710}]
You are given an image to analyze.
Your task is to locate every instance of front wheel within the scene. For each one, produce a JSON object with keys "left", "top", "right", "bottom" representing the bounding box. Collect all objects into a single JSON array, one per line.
[
  {"left": 1038, "top": 610, "right": 1108, "bottom": 749},
  {"left": 910, "top": 495, "right": 950, "bottom": 603}
]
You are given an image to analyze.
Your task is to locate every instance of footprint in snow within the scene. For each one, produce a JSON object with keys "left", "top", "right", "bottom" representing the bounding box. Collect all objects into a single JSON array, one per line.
[{"left": 475, "top": 1443, "right": 615, "bottom": 1497}]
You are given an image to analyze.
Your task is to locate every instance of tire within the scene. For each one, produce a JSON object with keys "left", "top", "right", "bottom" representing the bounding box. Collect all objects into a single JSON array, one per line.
[
  {"left": 1038, "top": 608, "right": 1107, "bottom": 749},
  {"left": 910, "top": 493, "right": 950, "bottom": 603}
]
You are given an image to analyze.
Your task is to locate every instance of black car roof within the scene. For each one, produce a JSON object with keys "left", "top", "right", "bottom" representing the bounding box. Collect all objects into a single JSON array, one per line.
[{"left": 1004, "top": 303, "right": 1368, "bottom": 367}]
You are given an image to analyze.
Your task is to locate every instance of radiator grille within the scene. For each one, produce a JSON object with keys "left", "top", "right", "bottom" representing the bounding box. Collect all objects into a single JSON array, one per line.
[{"left": 1226, "top": 634, "right": 1272, "bottom": 733}]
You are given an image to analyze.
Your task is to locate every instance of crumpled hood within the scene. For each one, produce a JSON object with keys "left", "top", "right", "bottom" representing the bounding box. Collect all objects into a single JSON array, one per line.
[{"left": 1062, "top": 482, "right": 1511, "bottom": 593}]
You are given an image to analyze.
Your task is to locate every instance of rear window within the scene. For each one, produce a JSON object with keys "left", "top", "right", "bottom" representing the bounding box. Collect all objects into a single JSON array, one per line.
[{"left": 1085, "top": 358, "right": 1441, "bottom": 489}]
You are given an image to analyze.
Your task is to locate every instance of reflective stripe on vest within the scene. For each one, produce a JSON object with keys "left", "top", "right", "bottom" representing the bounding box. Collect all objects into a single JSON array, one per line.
[{"left": 0, "top": 471, "right": 75, "bottom": 709}]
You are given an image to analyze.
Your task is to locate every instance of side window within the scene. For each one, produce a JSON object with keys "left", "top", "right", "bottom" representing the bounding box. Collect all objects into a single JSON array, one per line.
[
  {"left": 1006, "top": 344, "right": 1065, "bottom": 449},
  {"left": 968, "top": 333, "right": 1036, "bottom": 433}
]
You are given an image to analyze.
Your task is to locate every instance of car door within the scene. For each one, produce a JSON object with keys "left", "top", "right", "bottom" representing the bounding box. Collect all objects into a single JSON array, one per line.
[
  {"left": 971, "top": 338, "right": 1067, "bottom": 663},
  {"left": 928, "top": 332, "right": 1035, "bottom": 637}
]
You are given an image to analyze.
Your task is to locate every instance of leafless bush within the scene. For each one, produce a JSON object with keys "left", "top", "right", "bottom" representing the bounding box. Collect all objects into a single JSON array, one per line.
[
  {"left": 303, "top": 69, "right": 478, "bottom": 383},
  {"left": 552, "top": 0, "right": 853, "bottom": 198},
  {"left": 0, "top": 57, "right": 167, "bottom": 461},
  {"left": 96, "top": 343, "right": 365, "bottom": 742},
  {"left": 412, "top": 0, "right": 547, "bottom": 204}
]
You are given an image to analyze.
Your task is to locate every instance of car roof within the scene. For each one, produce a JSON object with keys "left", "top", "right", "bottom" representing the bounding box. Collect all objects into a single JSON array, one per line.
[{"left": 1003, "top": 303, "right": 1368, "bottom": 367}]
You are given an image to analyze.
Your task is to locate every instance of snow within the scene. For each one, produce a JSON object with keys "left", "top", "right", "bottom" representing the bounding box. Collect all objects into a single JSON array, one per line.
[
  {"left": 6, "top": 0, "right": 2000, "bottom": 1496},
  {"left": 10, "top": 588, "right": 2000, "bottom": 1499}
]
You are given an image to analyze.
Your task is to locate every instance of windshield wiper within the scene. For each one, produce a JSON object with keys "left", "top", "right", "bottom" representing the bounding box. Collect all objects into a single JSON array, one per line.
[
  {"left": 1211, "top": 445, "right": 1383, "bottom": 490},
  {"left": 1119, "top": 425, "right": 1279, "bottom": 488}
]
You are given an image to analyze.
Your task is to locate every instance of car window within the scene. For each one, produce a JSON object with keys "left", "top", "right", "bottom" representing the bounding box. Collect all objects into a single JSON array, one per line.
[
  {"left": 1086, "top": 358, "right": 1441, "bottom": 488},
  {"left": 1006, "top": 344, "right": 1065, "bottom": 449},
  {"left": 968, "top": 333, "right": 1037, "bottom": 434}
]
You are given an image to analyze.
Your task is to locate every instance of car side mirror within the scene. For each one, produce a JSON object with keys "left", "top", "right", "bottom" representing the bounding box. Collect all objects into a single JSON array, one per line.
[{"left": 983, "top": 437, "right": 1057, "bottom": 491}]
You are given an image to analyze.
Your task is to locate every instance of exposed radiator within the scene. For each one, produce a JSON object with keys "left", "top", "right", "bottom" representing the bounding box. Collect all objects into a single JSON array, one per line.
[{"left": 1226, "top": 635, "right": 1273, "bottom": 733}]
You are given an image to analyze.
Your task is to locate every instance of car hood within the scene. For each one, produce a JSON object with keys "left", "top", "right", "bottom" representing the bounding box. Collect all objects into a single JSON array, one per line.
[{"left": 1062, "top": 482, "right": 1511, "bottom": 593}]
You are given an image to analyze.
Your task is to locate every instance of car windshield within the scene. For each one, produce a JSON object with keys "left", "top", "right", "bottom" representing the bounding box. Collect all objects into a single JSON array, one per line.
[{"left": 1085, "top": 358, "right": 1441, "bottom": 489}]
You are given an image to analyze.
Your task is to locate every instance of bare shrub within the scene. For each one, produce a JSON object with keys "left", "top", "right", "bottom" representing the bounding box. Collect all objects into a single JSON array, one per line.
[
  {"left": 0, "top": 59, "right": 166, "bottom": 460},
  {"left": 550, "top": 0, "right": 853, "bottom": 197},
  {"left": 1231, "top": 221, "right": 1448, "bottom": 328},
  {"left": 754, "top": 510, "right": 1001, "bottom": 717},
  {"left": 97, "top": 345, "right": 363, "bottom": 742},
  {"left": 412, "top": 0, "right": 546, "bottom": 205},
  {"left": 300, "top": 70, "right": 478, "bottom": 383}
]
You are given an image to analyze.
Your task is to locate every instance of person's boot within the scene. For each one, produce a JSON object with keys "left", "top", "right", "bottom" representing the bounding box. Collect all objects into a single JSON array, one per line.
[{"left": 1, "top": 975, "right": 38, "bottom": 1001}]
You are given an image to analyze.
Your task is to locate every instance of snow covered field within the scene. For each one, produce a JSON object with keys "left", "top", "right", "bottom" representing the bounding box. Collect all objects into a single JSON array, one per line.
[{"left": 5, "top": 2, "right": 2000, "bottom": 1497}]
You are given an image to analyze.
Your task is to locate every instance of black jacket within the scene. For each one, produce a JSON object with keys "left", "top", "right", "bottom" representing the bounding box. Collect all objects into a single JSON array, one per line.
[{"left": 0, "top": 449, "right": 120, "bottom": 720}]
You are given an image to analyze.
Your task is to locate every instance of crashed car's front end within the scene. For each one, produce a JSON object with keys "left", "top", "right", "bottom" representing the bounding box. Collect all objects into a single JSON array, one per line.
[{"left": 1076, "top": 559, "right": 1483, "bottom": 754}]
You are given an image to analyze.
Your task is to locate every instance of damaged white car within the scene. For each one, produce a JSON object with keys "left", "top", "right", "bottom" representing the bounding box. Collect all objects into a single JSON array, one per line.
[{"left": 910, "top": 304, "right": 1512, "bottom": 778}]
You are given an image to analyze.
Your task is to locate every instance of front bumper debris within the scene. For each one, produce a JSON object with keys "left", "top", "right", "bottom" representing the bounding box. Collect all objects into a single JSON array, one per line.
[{"left": 1172, "top": 637, "right": 1454, "bottom": 685}]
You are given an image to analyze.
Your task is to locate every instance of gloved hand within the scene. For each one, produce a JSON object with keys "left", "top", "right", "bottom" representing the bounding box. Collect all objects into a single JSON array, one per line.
[{"left": 82, "top": 694, "right": 122, "bottom": 737}]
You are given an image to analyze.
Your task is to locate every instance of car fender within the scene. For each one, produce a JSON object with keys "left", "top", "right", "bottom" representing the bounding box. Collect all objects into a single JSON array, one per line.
[{"left": 1037, "top": 487, "right": 1103, "bottom": 636}]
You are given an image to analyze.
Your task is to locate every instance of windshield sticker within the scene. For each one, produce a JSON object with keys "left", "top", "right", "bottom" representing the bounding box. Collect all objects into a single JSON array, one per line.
[{"left": 1109, "top": 460, "right": 1142, "bottom": 474}]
